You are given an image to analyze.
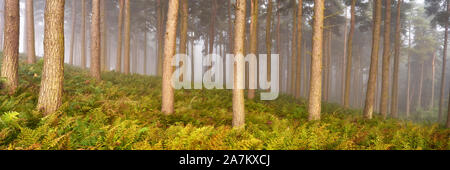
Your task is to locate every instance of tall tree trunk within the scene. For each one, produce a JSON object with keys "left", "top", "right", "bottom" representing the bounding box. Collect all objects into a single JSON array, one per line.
[
  {"left": 232, "top": 0, "right": 246, "bottom": 129},
  {"left": 363, "top": 0, "right": 382, "bottom": 119},
  {"left": 391, "top": 0, "right": 402, "bottom": 117},
  {"left": 380, "top": 0, "right": 392, "bottom": 118},
  {"left": 417, "top": 62, "right": 424, "bottom": 110},
  {"left": 344, "top": 0, "right": 356, "bottom": 108},
  {"left": 295, "top": 0, "right": 303, "bottom": 99},
  {"left": 69, "top": 0, "right": 76, "bottom": 65},
  {"left": 157, "top": 0, "right": 164, "bottom": 76},
  {"left": 123, "top": 0, "right": 131, "bottom": 74},
  {"left": 248, "top": 0, "right": 258, "bottom": 100},
  {"left": 0, "top": 1, "right": 4, "bottom": 50},
  {"left": 209, "top": 0, "right": 217, "bottom": 55},
  {"left": 81, "top": 0, "right": 86, "bottom": 69},
  {"left": 100, "top": 0, "right": 107, "bottom": 71},
  {"left": 90, "top": 0, "right": 101, "bottom": 80},
  {"left": 161, "top": 0, "right": 179, "bottom": 114},
  {"left": 341, "top": 8, "right": 348, "bottom": 105},
  {"left": 308, "top": 0, "right": 325, "bottom": 121},
  {"left": 430, "top": 51, "right": 436, "bottom": 110},
  {"left": 439, "top": 0, "right": 449, "bottom": 122},
  {"left": 290, "top": 6, "right": 297, "bottom": 95},
  {"left": 266, "top": 0, "right": 273, "bottom": 82},
  {"left": 302, "top": 39, "right": 307, "bottom": 97},
  {"left": 406, "top": 14, "right": 412, "bottom": 118},
  {"left": 116, "top": 0, "right": 124, "bottom": 72},
  {"left": 179, "top": 0, "right": 188, "bottom": 81},
  {"left": 144, "top": 31, "right": 148, "bottom": 75},
  {"left": 1, "top": 0, "right": 19, "bottom": 94},
  {"left": 26, "top": 0, "right": 35, "bottom": 64},
  {"left": 37, "top": 0, "right": 65, "bottom": 115},
  {"left": 228, "top": 0, "right": 233, "bottom": 54},
  {"left": 276, "top": 0, "right": 281, "bottom": 93},
  {"left": 324, "top": 30, "right": 331, "bottom": 102}
]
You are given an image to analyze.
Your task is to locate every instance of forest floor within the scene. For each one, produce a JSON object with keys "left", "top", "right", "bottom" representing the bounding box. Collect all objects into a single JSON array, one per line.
[{"left": 0, "top": 58, "right": 449, "bottom": 150}]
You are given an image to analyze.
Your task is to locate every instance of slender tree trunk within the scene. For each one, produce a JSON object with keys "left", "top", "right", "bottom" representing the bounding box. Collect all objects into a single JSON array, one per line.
[
  {"left": 116, "top": 0, "right": 124, "bottom": 72},
  {"left": 266, "top": 0, "right": 273, "bottom": 82},
  {"left": 391, "top": 0, "right": 402, "bottom": 117},
  {"left": 363, "top": 0, "right": 382, "bottom": 119},
  {"left": 123, "top": 0, "right": 131, "bottom": 74},
  {"left": 439, "top": 0, "right": 449, "bottom": 122},
  {"left": 161, "top": 0, "right": 179, "bottom": 114},
  {"left": 248, "top": 0, "right": 258, "bottom": 99},
  {"left": 380, "top": 0, "right": 392, "bottom": 118},
  {"left": 178, "top": 0, "right": 188, "bottom": 81},
  {"left": 90, "top": 0, "right": 101, "bottom": 80},
  {"left": 295, "top": 0, "right": 303, "bottom": 99},
  {"left": 26, "top": 0, "right": 35, "bottom": 64},
  {"left": 144, "top": 32, "right": 148, "bottom": 75},
  {"left": 100, "top": 0, "right": 107, "bottom": 71},
  {"left": 406, "top": 14, "right": 412, "bottom": 118},
  {"left": 308, "top": 0, "right": 325, "bottom": 121},
  {"left": 341, "top": 8, "right": 348, "bottom": 105},
  {"left": 232, "top": 0, "right": 246, "bottom": 129},
  {"left": 290, "top": 6, "right": 297, "bottom": 95},
  {"left": 81, "top": 0, "right": 86, "bottom": 69},
  {"left": 69, "top": 0, "right": 76, "bottom": 65},
  {"left": 0, "top": 1, "right": 4, "bottom": 50},
  {"left": 1, "top": 0, "right": 19, "bottom": 94},
  {"left": 344, "top": 0, "right": 356, "bottom": 108},
  {"left": 324, "top": 30, "right": 331, "bottom": 102},
  {"left": 37, "top": 0, "right": 65, "bottom": 115},
  {"left": 302, "top": 39, "right": 307, "bottom": 97},
  {"left": 276, "top": 0, "right": 282, "bottom": 93},
  {"left": 228, "top": 0, "right": 233, "bottom": 54},
  {"left": 430, "top": 52, "right": 436, "bottom": 110},
  {"left": 209, "top": 0, "right": 216, "bottom": 55},
  {"left": 417, "top": 62, "right": 424, "bottom": 110},
  {"left": 157, "top": 0, "right": 164, "bottom": 76}
]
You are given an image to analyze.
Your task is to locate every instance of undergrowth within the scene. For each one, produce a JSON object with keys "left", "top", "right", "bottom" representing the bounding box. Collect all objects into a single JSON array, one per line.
[{"left": 0, "top": 59, "right": 449, "bottom": 150}]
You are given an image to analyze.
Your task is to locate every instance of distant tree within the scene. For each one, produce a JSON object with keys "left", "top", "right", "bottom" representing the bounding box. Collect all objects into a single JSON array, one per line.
[
  {"left": 37, "top": 0, "right": 65, "bottom": 115},
  {"left": 69, "top": 0, "right": 76, "bottom": 65},
  {"left": 81, "top": 0, "right": 86, "bottom": 69},
  {"left": 391, "top": 0, "right": 402, "bottom": 117},
  {"left": 248, "top": 0, "right": 258, "bottom": 100},
  {"left": 161, "top": 0, "right": 180, "bottom": 114},
  {"left": 116, "top": 0, "right": 124, "bottom": 72},
  {"left": 1, "top": 0, "right": 19, "bottom": 94},
  {"left": 363, "top": 0, "right": 382, "bottom": 119},
  {"left": 295, "top": 0, "right": 303, "bottom": 99},
  {"left": 308, "top": 0, "right": 325, "bottom": 121},
  {"left": 124, "top": 0, "right": 131, "bottom": 74}
]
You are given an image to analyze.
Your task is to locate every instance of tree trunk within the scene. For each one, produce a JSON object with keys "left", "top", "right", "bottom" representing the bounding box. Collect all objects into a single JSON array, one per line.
[
  {"left": 341, "top": 8, "right": 348, "bottom": 105},
  {"left": 406, "top": 14, "right": 412, "bottom": 118},
  {"left": 344, "top": 0, "right": 356, "bottom": 108},
  {"left": 144, "top": 32, "right": 148, "bottom": 75},
  {"left": 228, "top": 0, "right": 233, "bottom": 54},
  {"left": 100, "top": 0, "right": 107, "bottom": 71},
  {"left": 26, "top": 0, "right": 35, "bottom": 64},
  {"left": 157, "top": 0, "right": 164, "bottom": 76},
  {"left": 391, "top": 0, "right": 402, "bottom": 117},
  {"left": 363, "top": 0, "right": 382, "bottom": 119},
  {"left": 69, "top": 0, "right": 76, "bottom": 65},
  {"left": 116, "top": 0, "right": 124, "bottom": 72},
  {"left": 161, "top": 0, "right": 179, "bottom": 114},
  {"left": 417, "top": 62, "right": 424, "bottom": 110},
  {"left": 209, "top": 0, "right": 216, "bottom": 55},
  {"left": 1, "top": 0, "right": 19, "bottom": 94},
  {"left": 232, "top": 0, "right": 246, "bottom": 129},
  {"left": 439, "top": 0, "right": 449, "bottom": 122},
  {"left": 37, "top": 0, "right": 65, "bottom": 115},
  {"left": 380, "top": 0, "right": 392, "bottom": 118},
  {"left": 248, "top": 0, "right": 258, "bottom": 100},
  {"left": 295, "top": 0, "right": 303, "bottom": 99},
  {"left": 266, "top": 0, "right": 273, "bottom": 83},
  {"left": 90, "top": 0, "right": 101, "bottom": 80},
  {"left": 276, "top": 0, "right": 282, "bottom": 93},
  {"left": 308, "top": 0, "right": 324, "bottom": 121},
  {"left": 123, "top": 0, "right": 131, "bottom": 74},
  {"left": 290, "top": 6, "right": 297, "bottom": 95},
  {"left": 81, "top": 0, "right": 86, "bottom": 69},
  {"left": 430, "top": 51, "right": 436, "bottom": 110}
]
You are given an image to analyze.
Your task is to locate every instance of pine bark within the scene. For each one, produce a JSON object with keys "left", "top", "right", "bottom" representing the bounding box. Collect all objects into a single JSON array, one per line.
[
  {"left": 232, "top": 0, "right": 246, "bottom": 129},
  {"left": 100, "top": 0, "right": 107, "bottom": 71},
  {"left": 295, "top": 0, "right": 303, "bottom": 99},
  {"left": 363, "top": 0, "right": 382, "bottom": 119},
  {"left": 1, "top": 0, "right": 19, "bottom": 94},
  {"left": 248, "top": 0, "right": 258, "bottom": 100},
  {"left": 308, "top": 0, "right": 325, "bottom": 121},
  {"left": 69, "top": 0, "right": 76, "bottom": 65},
  {"left": 439, "top": 0, "right": 449, "bottom": 122},
  {"left": 81, "top": 0, "right": 86, "bottom": 69},
  {"left": 156, "top": 0, "right": 164, "bottom": 76},
  {"left": 116, "top": 0, "right": 124, "bottom": 72},
  {"left": 26, "top": 0, "right": 36, "bottom": 64},
  {"left": 123, "top": 0, "right": 131, "bottom": 74},
  {"left": 161, "top": 0, "right": 180, "bottom": 114},
  {"left": 391, "top": 0, "right": 402, "bottom": 117},
  {"left": 344, "top": 0, "right": 356, "bottom": 108},
  {"left": 380, "top": 0, "right": 392, "bottom": 118},
  {"left": 290, "top": 7, "right": 297, "bottom": 95},
  {"left": 37, "top": 0, "right": 65, "bottom": 115},
  {"left": 90, "top": 0, "right": 101, "bottom": 80}
]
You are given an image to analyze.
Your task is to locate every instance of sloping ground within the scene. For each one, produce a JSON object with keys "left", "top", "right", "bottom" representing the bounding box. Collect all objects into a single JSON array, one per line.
[{"left": 0, "top": 60, "right": 449, "bottom": 150}]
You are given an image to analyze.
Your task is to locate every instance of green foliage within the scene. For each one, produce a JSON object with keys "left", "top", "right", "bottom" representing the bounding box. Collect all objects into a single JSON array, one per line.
[{"left": 0, "top": 61, "right": 448, "bottom": 150}]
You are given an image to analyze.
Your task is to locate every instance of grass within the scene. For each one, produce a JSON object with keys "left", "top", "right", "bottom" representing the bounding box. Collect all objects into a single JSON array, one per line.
[{"left": 0, "top": 59, "right": 448, "bottom": 150}]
